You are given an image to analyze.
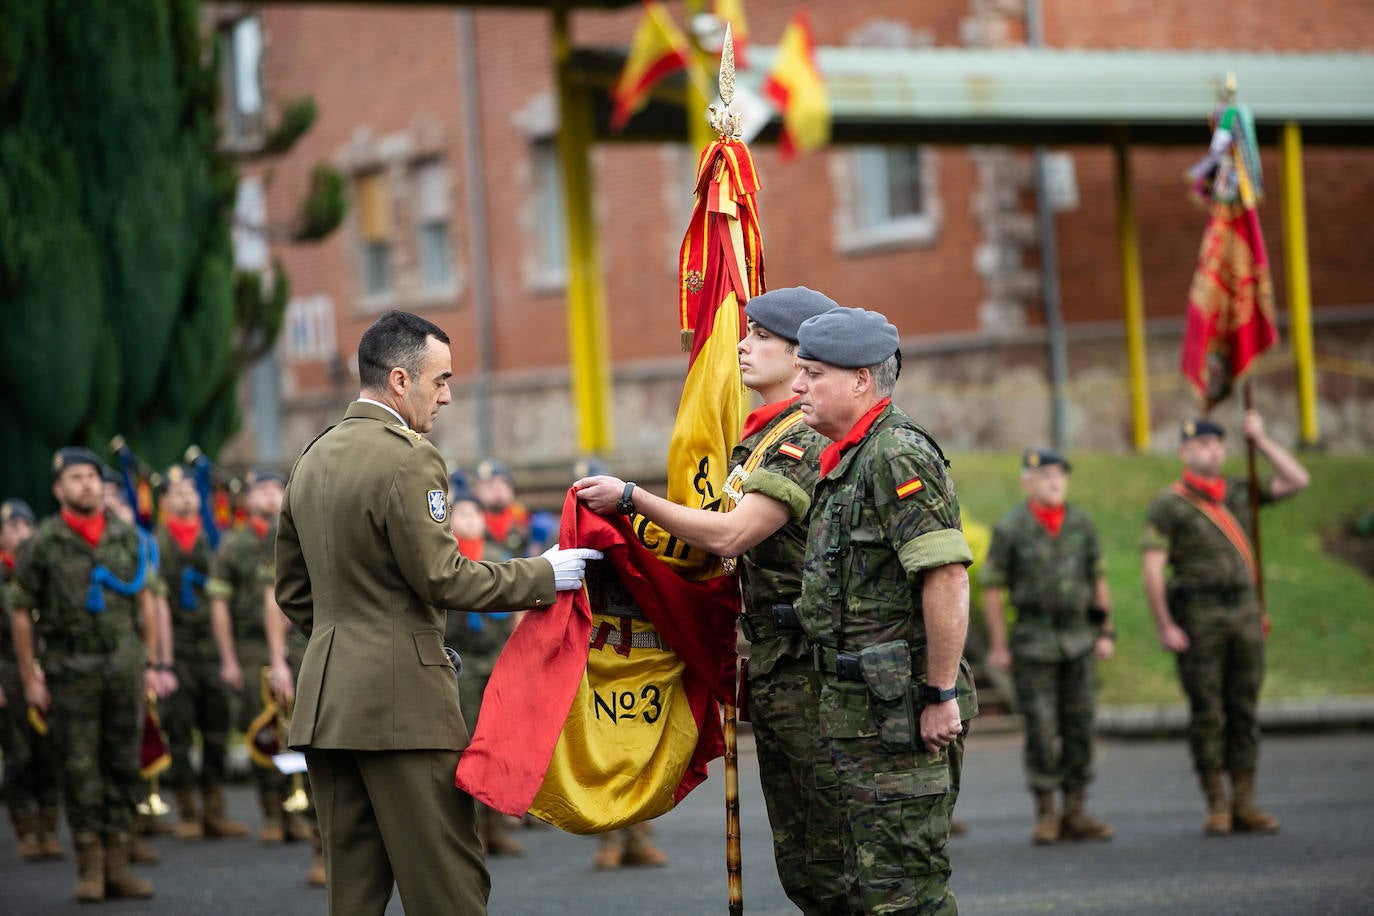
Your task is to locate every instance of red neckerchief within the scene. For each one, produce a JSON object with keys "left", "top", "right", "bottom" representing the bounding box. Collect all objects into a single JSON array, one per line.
[
  {"left": 819, "top": 398, "right": 891, "bottom": 478},
  {"left": 1, "top": 549, "right": 14, "bottom": 573},
  {"left": 165, "top": 515, "right": 202, "bottom": 554},
  {"left": 249, "top": 516, "right": 271, "bottom": 541},
  {"left": 741, "top": 397, "right": 797, "bottom": 440},
  {"left": 62, "top": 508, "right": 106, "bottom": 549},
  {"left": 1183, "top": 469, "right": 1227, "bottom": 503},
  {"left": 455, "top": 534, "right": 485, "bottom": 560},
  {"left": 1028, "top": 500, "right": 1066, "bottom": 538},
  {"left": 484, "top": 505, "right": 527, "bottom": 543}
]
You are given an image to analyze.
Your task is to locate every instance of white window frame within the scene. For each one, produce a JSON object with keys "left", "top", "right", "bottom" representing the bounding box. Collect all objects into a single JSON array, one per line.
[{"left": 833, "top": 144, "right": 941, "bottom": 255}]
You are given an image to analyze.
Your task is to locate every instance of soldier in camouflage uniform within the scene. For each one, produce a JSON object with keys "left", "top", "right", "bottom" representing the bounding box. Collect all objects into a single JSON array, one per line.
[
  {"left": 983, "top": 447, "right": 1116, "bottom": 845},
  {"left": 444, "top": 483, "right": 526, "bottom": 857},
  {"left": 9, "top": 448, "right": 160, "bottom": 901},
  {"left": 206, "top": 467, "right": 304, "bottom": 844},
  {"left": 791, "top": 308, "right": 977, "bottom": 916},
  {"left": 156, "top": 466, "right": 249, "bottom": 840},
  {"left": 576, "top": 287, "right": 843, "bottom": 908},
  {"left": 2, "top": 497, "right": 65, "bottom": 862},
  {"left": 1142, "top": 413, "right": 1308, "bottom": 836},
  {"left": 473, "top": 459, "right": 532, "bottom": 558}
]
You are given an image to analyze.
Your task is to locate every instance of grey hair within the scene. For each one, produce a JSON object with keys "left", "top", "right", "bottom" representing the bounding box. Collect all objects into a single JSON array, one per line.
[{"left": 868, "top": 354, "right": 899, "bottom": 397}]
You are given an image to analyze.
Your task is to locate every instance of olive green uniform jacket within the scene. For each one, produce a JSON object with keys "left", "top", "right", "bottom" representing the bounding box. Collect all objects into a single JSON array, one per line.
[{"left": 275, "top": 400, "right": 556, "bottom": 753}]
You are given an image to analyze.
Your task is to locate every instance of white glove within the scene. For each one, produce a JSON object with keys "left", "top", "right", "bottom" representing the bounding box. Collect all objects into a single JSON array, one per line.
[{"left": 541, "top": 546, "right": 604, "bottom": 591}]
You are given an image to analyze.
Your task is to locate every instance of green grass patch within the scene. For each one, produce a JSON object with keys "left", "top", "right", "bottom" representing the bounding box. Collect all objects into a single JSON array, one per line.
[{"left": 950, "top": 452, "right": 1374, "bottom": 705}]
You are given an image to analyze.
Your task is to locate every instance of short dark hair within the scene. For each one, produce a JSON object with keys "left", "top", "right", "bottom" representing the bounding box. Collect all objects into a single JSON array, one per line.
[{"left": 357, "top": 311, "right": 450, "bottom": 391}]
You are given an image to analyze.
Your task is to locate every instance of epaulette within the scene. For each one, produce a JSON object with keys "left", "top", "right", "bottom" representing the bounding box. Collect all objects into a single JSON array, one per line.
[{"left": 384, "top": 424, "right": 426, "bottom": 445}]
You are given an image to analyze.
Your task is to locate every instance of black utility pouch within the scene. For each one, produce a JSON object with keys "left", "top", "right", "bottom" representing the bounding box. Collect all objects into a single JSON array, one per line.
[
  {"left": 1166, "top": 582, "right": 1191, "bottom": 627},
  {"left": 859, "top": 640, "right": 915, "bottom": 751}
]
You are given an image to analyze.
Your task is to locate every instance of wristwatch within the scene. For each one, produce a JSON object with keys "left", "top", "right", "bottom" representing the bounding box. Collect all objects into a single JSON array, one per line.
[
  {"left": 616, "top": 482, "right": 637, "bottom": 516},
  {"left": 920, "top": 684, "right": 958, "bottom": 704}
]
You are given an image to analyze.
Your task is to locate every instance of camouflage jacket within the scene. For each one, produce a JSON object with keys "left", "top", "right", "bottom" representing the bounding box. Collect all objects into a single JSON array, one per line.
[
  {"left": 731, "top": 400, "right": 825, "bottom": 677},
  {"left": 1142, "top": 475, "right": 1273, "bottom": 592},
  {"left": 258, "top": 523, "right": 308, "bottom": 664},
  {"left": 796, "top": 404, "right": 973, "bottom": 651},
  {"left": 10, "top": 513, "right": 147, "bottom": 662},
  {"left": 1, "top": 562, "right": 16, "bottom": 680},
  {"left": 157, "top": 524, "right": 216, "bottom": 663},
  {"left": 207, "top": 524, "right": 273, "bottom": 648},
  {"left": 984, "top": 501, "right": 1103, "bottom": 661}
]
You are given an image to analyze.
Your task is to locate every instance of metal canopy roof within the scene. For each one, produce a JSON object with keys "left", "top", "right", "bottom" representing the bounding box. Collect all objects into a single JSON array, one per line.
[{"left": 571, "top": 47, "right": 1374, "bottom": 146}]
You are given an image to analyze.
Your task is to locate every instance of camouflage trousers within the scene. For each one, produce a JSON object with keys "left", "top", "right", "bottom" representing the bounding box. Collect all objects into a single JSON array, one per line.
[
  {"left": 1175, "top": 598, "right": 1265, "bottom": 773},
  {"left": 1011, "top": 651, "right": 1097, "bottom": 791},
  {"left": 236, "top": 641, "right": 288, "bottom": 797},
  {"left": 747, "top": 654, "right": 845, "bottom": 915},
  {"left": 164, "top": 657, "right": 233, "bottom": 790},
  {"left": 45, "top": 653, "right": 142, "bottom": 835},
  {"left": 831, "top": 733, "right": 964, "bottom": 915},
  {"left": 1, "top": 669, "right": 62, "bottom": 813}
]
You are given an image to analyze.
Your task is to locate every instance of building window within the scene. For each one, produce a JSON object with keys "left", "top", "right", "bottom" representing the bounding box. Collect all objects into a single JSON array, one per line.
[
  {"left": 218, "top": 16, "right": 264, "bottom": 147},
  {"left": 413, "top": 160, "right": 454, "bottom": 293},
  {"left": 283, "top": 294, "right": 337, "bottom": 363},
  {"left": 529, "top": 138, "right": 567, "bottom": 289},
  {"left": 834, "top": 144, "right": 941, "bottom": 254},
  {"left": 232, "top": 176, "right": 269, "bottom": 272},
  {"left": 355, "top": 171, "right": 393, "bottom": 297}
]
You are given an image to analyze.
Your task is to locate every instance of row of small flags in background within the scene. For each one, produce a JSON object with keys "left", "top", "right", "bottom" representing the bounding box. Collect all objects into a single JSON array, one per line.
[{"left": 611, "top": 0, "right": 830, "bottom": 158}]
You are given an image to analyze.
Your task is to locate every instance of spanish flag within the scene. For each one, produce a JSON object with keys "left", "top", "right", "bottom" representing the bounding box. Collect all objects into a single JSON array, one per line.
[
  {"left": 714, "top": 0, "right": 750, "bottom": 70},
  {"left": 609, "top": 0, "right": 692, "bottom": 132},
  {"left": 761, "top": 8, "right": 830, "bottom": 158}
]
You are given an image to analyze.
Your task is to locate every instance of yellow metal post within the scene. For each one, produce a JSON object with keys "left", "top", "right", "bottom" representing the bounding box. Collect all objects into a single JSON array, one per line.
[
  {"left": 1115, "top": 140, "right": 1150, "bottom": 451},
  {"left": 1281, "top": 122, "right": 1318, "bottom": 446},
  {"left": 684, "top": 0, "right": 714, "bottom": 153},
  {"left": 553, "top": 7, "right": 613, "bottom": 453}
]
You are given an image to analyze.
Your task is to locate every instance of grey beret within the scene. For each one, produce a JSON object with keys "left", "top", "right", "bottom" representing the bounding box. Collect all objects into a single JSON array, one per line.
[
  {"left": 1022, "top": 446, "right": 1071, "bottom": 473},
  {"left": 1181, "top": 417, "right": 1226, "bottom": 441},
  {"left": 744, "top": 286, "right": 839, "bottom": 341},
  {"left": 796, "top": 308, "right": 900, "bottom": 368},
  {"left": 1, "top": 499, "right": 36, "bottom": 525}
]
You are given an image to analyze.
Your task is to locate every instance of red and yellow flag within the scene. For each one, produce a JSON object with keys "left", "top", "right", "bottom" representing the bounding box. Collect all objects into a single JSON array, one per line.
[
  {"left": 610, "top": 0, "right": 692, "bottom": 132},
  {"left": 714, "top": 0, "right": 750, "bottom": 70},
  {"left": 761, "top": 8, "right": 829, "bottom": 158}
]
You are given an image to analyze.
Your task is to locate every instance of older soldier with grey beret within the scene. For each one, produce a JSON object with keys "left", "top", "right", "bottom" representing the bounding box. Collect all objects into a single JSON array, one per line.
[{"left": 790, "top": 307, "right": 977, "bottom": 915}]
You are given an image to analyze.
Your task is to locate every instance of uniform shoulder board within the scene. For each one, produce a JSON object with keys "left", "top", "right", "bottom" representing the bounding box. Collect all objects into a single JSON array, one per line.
[
  {"left": 776, "top": 441, "right": 806, "bottom": 461},
  {"left": 383, "top": 424, "right": 425, "bottom": 445}
]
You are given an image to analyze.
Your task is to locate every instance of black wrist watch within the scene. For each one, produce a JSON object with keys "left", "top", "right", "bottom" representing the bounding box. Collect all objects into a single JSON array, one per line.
[
  {"left": 920, "top": 684, "right": 958, "bottom": 704},
  {"left": 616, "top": 482, "right": 637, "bottom": 516}
]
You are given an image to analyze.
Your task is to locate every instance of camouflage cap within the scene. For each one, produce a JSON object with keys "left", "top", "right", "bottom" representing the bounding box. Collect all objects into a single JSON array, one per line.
[
  {"left": 744, "top": 286, "right": 839, "bottom": 342},
  {"left": 796, "top": 307, "right": 900, "bottom": 368},
  {"left": 1022, "top": 446, "right": 1071, "bottom": 473},
  {"left": 1, "top": 498, "right": 36, "bottom": 525},
  {"left": 1181, "top": 417, "right": 1226, "bottom": 441},
  {"left": 51, "top": 446, "right": 103, "bottom": 480}
]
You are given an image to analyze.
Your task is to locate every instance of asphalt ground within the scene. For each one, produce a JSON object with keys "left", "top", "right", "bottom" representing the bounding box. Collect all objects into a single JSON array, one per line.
[{"left": 2, "top": 728, "right": 1372, "bottom": 915}]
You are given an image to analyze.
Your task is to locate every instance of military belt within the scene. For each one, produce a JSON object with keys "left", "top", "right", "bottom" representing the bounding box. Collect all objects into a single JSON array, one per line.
[
  {"left": 47, "top": 632, "right": 122, "bottom": 656},
  {"left": 813, "top": 644, "right": 864, "bottom": 682},
  {"left": 1174, "top": 582, "right": 1251, "bottom": 603},
  {"left": 590, "top": 627, "right": 667, "bottom": 651},
  {"left": 739, "top": 604, "right": 803, "bottom": 642}
]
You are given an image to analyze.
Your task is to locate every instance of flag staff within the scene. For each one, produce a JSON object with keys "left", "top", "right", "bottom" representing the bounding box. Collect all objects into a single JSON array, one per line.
[{"left": 709, "top": 28, "right": 745, "bottom": 916}]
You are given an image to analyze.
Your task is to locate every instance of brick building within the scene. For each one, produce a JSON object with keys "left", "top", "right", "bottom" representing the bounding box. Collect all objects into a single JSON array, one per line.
[{"left": 217, "top": 0, "right": 1374, "bottom": 488}]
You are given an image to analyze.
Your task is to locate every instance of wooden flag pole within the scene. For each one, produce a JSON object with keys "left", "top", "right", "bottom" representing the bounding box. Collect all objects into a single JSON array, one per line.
[{"left": 1242, "top": 383, "right": 1267, "bottom": 615}]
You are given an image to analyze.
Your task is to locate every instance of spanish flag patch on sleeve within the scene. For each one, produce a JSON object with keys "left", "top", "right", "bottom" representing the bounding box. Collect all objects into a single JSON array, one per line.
[
  {"left": 777, "top": 442, "right": 806, "bottom": 460},
  {"left": 896, "top": 476, "right": 924, "bottom": 499}
]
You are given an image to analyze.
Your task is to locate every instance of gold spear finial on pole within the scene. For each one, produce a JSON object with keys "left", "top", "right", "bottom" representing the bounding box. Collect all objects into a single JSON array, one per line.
[{"left": 708, "top": 23, "right": 743, "bottom": 140}]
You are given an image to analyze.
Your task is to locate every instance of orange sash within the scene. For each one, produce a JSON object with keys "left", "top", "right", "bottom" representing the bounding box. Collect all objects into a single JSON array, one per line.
[{"left": 1169, "top": 481, "right": 1257, "bottom": 582}]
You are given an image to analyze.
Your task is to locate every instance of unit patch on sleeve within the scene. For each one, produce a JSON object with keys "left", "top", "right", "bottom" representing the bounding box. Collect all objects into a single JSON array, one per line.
[
  {"left": 895, "top": 476, "right": 925, "bottom": 499},
  {"left": 427, "top": 489, "right": 447, "bottom": 523},
  {"left": 776, "top": 442, "right": 806, "bottom": 460}
]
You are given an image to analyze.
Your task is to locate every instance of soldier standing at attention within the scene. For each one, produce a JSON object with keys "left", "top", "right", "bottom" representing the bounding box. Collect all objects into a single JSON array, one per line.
[
  {"left": 575, "top": 287, "right": 843, "bottom": 906},
  {"left": 983, "top": 447, "right": 1116, "bottom": 845},
  {"left": 10, "top": 448, "right": 162, "bottom": 901},
  {"left": 274, "top": 310, "right": 598, "bottom": 915},
  {"left": 472, "top": 459, "right": 531, "bottom": 558},
  {"left": 1142, "top": 412, "right": 1308, "bottom": 836},
  {"left": 2, "top": 498, "right": 65, "bottom": 862},
  {"left": 790, "top": 308, "right": 977, "bottom": 915},
  {"left": 157, "top": 466, "right": 249, "bottom": 840},
  {"left": 207, "top": 467, "right": 307, "bottom": 844},
  {"left": 444, "top": 484, "right": 524, "bottom": 858}
]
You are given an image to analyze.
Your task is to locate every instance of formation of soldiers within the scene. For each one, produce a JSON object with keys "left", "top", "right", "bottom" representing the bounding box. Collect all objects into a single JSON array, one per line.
[{"left": 3, "top": 302, "right": 1307, "bottom": 913}]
